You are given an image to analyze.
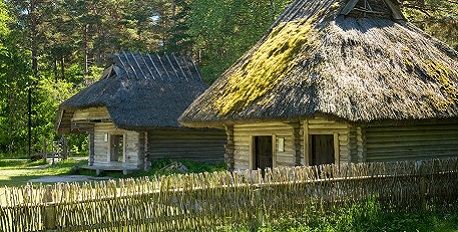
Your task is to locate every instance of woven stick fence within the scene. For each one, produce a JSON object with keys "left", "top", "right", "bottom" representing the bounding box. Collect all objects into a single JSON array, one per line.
[{"left": 1, "top": 158, "right": 458, "bottom": 231}]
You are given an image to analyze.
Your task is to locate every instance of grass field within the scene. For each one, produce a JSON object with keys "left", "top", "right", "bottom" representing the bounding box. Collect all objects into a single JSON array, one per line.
[
  {"left": 0, "top": 158, "right": 226, "bottom": 186},
  {"left": 0, "top": 159, "right": 86, "bottom": 186}
]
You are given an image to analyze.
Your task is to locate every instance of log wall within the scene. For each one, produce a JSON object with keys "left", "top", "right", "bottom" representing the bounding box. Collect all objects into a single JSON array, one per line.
[
  {"left": 146, "top": 129, "right": 226, "bottom": 164},
  {"left": 72, "top": 107, "right": 110, "bottom": 121},
  {"left": 365, "top": 121, "right": 458, "bottom": 162},
  {"left": 231, "top": 119, "right": 359, "bottom": 170}
]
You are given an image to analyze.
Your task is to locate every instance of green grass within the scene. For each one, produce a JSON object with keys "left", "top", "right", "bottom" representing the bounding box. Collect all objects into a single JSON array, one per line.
[
  {"left": 219, "top": 199, "right": 458, "bottom": 232},
  {"left": 0, "top": 159, "right": 50, "bottom": 169},
  {"left": 0, "top": 158, "right": 226, "bottom": 186},
  {"left": 0, "top": 159, "right": 86, "bottom": 186}
]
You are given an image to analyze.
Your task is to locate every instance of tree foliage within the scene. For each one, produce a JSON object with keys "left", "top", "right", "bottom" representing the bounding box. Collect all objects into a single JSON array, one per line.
[{"left": 402, "top": 0, "right": 458, "bottom": 50}]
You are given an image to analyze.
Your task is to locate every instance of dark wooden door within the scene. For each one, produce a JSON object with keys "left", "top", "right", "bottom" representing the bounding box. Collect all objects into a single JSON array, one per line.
[
  {"left": 310, "top": 135, "right": 334, "bottom": 166},
  {"left": 110, "top": 135, "right": 124, "bottom": 162},
  {"left": 254, "top": 136, "right": 273, "bottom": 170}
]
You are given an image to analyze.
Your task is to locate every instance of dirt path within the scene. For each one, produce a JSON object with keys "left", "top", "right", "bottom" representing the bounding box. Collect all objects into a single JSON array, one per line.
[{"left": 29, "top": 175, "right": 111, "bottom": 183}]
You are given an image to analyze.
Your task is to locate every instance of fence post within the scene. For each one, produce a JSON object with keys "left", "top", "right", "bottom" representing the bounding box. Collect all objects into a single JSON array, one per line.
[
  {"left": 418, "top": 161, "right": 427, "bottom": 210},
  {"left": 420, "top": 176, "right": 427, "bottom": 209},
  {"left": 42, "top": 185, "right": 57, "bottom": 231},
  {"left": 43, "top": 204, "right": 57, "bottom": 230}
]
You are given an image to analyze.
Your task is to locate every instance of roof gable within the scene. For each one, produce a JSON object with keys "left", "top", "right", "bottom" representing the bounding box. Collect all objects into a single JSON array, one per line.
[{"left": 340, "top": 0, "right": 404, "bottom": 20}]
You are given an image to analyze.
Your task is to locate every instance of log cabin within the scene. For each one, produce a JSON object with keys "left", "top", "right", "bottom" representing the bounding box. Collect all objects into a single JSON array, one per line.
[
  {"left": 179, "top": 0, "right": 458, "bottom": 171},
  {"left": 56, "top": 52, "right": 226, "bottom": 174}
]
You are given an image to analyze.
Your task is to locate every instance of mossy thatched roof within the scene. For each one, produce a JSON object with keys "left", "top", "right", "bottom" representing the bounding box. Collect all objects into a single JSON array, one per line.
[
  {"left": 57, "top": 52, "right": 207, "bottom": 133},
  {"left": 180, "top": 0, "right": 458, "bottom": 127}
]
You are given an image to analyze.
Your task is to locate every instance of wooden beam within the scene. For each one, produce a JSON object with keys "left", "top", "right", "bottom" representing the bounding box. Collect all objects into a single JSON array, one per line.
[
  {"left": 383, "top": 0, "right": 405, "bottom": 20},
  {"left": 191, "top": 59, "right": 202, "bottom": 80},
  {"left": 107, "top": 134, "right": 112, "bottom": 163},
  {"left": 224, "top": 125, "right": 235, "bottom": 171},
  {"left": 340, "top": 0, "right": 359, "bottom": 15},
  {"left": 172, "top": 53, "right": 189, "bottom": 81},
  {"left": 290, "top": 122, "right": 302, "bottom": 166},
  {"left": 147, "top": 54, "right": 162, "bottom": 80},
  {"left": 156, "top": 54, "right": 171, "bottom": 79},
  {"left": 138, "top": 52, "right": 156, "bottom": 79},
  {"left": 353, "top": 7, "right": 389, "bottom": 15},
  {"left": 123, "top": 133, "right": 127, "bottom": 163},
  {"left": 249, "top": 135, "right": 254, "bottom": 170},
  {"left": 131, "top": 52, "right": 148, "bottom": 79},
  {"left": 180, "top": 56, "right": 195, "bottom": 80},
  {"left": 120, "top": 51, "right": 140, "bottom": 79},
  {"left": 165, "top": 53, "right": 180, "bottom": 78},
  {"left": 334, "top": 132, "right": 340, "bottom": 166},
  {"left": 303, "top": 120, "right": 309, "bottom": 166},
  {"left": 272, "top": 134, "right": 277, "bottom": 169},
  {"left": 139, "top": 55, "right": 155, "bottom": 79},
  {"left": 89, "top": 132, "right": 95, "bottom": 166},
  {"left": 144, "top": 132, "right": 149, "bottom": 171}
]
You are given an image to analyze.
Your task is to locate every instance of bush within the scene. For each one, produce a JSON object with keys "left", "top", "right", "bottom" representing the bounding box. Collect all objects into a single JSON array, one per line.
[{"left": 141, "top": 159, "right": 227, "bottom": 177}]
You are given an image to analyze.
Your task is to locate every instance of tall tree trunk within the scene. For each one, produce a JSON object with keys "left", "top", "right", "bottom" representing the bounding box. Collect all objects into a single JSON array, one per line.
[
  {"left": 83, "top": 24, "right": 89, "bottom": 76},
  {"left": 60, "top": 56, "right": 65, "bottom": 80},
  {"left": 54, "top": 59, "right": 58, "bottom": 82},
  {"left": 418, "top": 0, "right": 426, "bottom": 29},
  {"left": 172, "top": 0, "right": 177, "bottom": 21},
  {"left": 270, "top": 0, "right": 275, "bottom": 20},
  {"left": 29, "top": 0, "right": 38, "bottom": 158}
]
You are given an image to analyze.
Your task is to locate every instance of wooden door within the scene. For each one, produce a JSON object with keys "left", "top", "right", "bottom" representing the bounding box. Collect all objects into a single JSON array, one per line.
[
  {"left": 254, "top": 136, "right": 273, "bottom": 170},
  {"left": 110, "top": 135, "right": 124, "bottom": 162},
  {"left": 310, "top": 135, "right": 334, "bottom": 166}
]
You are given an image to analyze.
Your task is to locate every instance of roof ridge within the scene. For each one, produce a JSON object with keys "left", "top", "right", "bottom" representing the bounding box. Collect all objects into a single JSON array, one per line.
[
  {"left": 113, "top": 51, "right": 201, "bottom": 82},
  {"left": 137, "top": 51, "right": 156, "bottom": 80}
]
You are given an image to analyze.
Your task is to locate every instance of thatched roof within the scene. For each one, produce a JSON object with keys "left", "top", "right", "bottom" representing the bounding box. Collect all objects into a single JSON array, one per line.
[
  {"left": 57, "top": 52, "right": 207, "bottom": 133},
  {"left": 180, "top": 0, "right": 458, "bottom": 127}
]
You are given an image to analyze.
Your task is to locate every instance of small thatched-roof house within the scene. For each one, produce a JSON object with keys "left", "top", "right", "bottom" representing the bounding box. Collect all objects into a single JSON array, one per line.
[
  {"left": 57, "top": 52, "right": 225, "bottom": 174},
  {"left": 180, "top": 0, "right": 458, "bottom": 170}
]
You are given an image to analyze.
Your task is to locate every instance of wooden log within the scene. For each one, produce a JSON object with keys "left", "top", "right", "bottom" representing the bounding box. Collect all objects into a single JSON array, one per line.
[{"left": 224, "top": 125, "right": 235, "bottom": 171}]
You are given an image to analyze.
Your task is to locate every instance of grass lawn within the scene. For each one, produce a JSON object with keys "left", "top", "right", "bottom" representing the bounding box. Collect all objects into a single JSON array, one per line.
[
  {"left": 0, "top": 158, "right": 86, "bottom": 186},
  {"left": 0, "top": 158, "right": 226, "bottom": 187}
]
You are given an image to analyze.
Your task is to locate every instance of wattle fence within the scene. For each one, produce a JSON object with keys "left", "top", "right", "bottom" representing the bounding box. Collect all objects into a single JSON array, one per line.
[{"left": 1, "top": 158, "right": 458, "bottom": 231}]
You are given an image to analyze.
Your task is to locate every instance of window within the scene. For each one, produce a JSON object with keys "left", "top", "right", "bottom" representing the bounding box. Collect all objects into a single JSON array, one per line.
[{"left": 276, "top": 137, "right": 285, "bottom": 152}]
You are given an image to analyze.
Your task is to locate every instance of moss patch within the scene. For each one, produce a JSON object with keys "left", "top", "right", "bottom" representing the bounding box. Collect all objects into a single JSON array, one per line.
[
  {"left": 423, "top": 59, "right": 458, "bottom": 109},
  {"left": 215, "top": 17, "right": 320, "bottom": 116},
  {"left": 330, "top": 1, "right": 341, "bottom": 11}
]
